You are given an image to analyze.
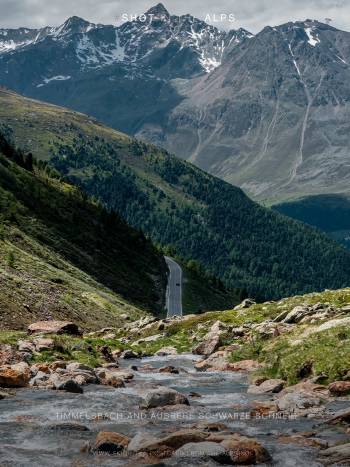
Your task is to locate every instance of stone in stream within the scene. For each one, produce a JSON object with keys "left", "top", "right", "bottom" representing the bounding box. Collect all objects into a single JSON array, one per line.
[
  {"left": 328, "top": 381, "right": 350, "bottom": 396},
  {"left": 175, "top": 441, "right": 231, "bottom": 463},
  {"left": 327, "top": 407, "right": 350, "bottom": 424},
  {"left": 132, "top": 429, "right": 209, "bottom": 452},
  {"left": 141, "top": 387, "right": 189, "bottom": 409},
  {"left": 318, "top": 442, "right": 350, "bottom": 465},
  {"left": 0, "top": 362, "right": 30, "bottom": 387},
  {"left": 194, "top": 350, "right": 230, "bottom": 371},
  {"left": 158, "top": 366, "right": 179, "bottom": 374},
  {"left": 247, "top": 378, "right": 285, "bottom": 394},
  {"left": 95, "top": 368, "right": 134, "bottom": 382},
  {"left": 100, "top": 374, "right": 125, "bottom": 388},
  {"left": 28, "top": 320, "right": 80, "bottom": 335},
  {"left": 0, "top": 390, "right": 9, "bottom": 399},
  {"left": 275, "top": 381, "right": 330, "bottom": 413},
  {"left": 220, "top": 435, "right": 271, "bottom": 464},
  {"left": 49, "top": 374, "right": 83, "bottom": 393},
  {"left": 56, "top": 379, "right": 84, "bottom": 393},
  {"left": 155, "top": 346, "right": 178, "bottom": 356},
  {"left": 88, "top": 431, "right": 130, "bottom": 454}
]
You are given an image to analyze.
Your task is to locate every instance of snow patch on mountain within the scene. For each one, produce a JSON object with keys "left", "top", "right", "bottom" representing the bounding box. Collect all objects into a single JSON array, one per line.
[
  {"left": 36, "top": 76, "right": 71, "bottom": 87},
  {"left": 305, "top": 27, "right": 320, "bottom": 47},
  {"left": 76, "top": 30, "right": 125, "bottom": 68}
]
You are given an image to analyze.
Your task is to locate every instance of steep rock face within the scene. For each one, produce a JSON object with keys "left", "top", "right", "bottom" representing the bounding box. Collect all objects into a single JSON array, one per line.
[{"left": 155, "top": 20, "right": 350, "bottom": 201}]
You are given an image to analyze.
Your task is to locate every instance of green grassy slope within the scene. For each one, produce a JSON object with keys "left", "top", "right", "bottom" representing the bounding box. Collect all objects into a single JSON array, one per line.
[
  {"left": 1, "top": 88, "right": 350, "bottom": 301},
  {"left": 0, "top": 133, "right": 167, "bottom": 330}
]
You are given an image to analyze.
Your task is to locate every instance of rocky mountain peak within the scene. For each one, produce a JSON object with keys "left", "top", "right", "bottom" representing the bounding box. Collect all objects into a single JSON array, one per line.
[
  {"left": 55, "top": 16, "right": 95, "bottom": 36},
  {"left": 145, "top": 3, "right": 170, "bottom": 19}
]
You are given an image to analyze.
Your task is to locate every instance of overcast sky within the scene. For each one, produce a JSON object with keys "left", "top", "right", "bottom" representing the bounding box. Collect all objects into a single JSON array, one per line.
[{"left": 0, "top": 0, "right": 349, "bottom": 33}]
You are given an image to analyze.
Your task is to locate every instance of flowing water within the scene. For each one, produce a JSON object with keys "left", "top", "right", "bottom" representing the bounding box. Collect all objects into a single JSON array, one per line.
[{"left": 0, "top": 354, "right": 348, "bottom": 466}]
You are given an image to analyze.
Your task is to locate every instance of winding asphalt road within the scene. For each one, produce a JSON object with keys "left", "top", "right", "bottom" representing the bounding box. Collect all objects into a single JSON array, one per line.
[{"left": 165, "top": 256, "right": 183, "bottom": 318}]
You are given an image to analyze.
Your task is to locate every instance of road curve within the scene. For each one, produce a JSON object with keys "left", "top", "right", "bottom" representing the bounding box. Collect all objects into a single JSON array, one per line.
[{"left": 165, "top": 256, "right": 183, "bottom": 318}]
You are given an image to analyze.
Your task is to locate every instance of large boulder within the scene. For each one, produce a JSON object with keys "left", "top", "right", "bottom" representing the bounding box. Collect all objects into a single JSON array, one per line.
[
  {"left": 49, "top": 374, "right": 83, "bottom": 393},
  {"left": 192, "top": 334, "right": 221, "bottom": 357},
  {"left": 221, "top": 435, "right": 271, "bottom": 464},
  {"left": 175, "top": 441, "right": 231, "bottom": 463},
  {"left": 89, "top": 431, "right": 129, "bottom": 454},
  {"left": 100, "top": 373, "right": 125, "bottom": 388},
  {"left": 192, "top": 320, "right": 230, "bottom": 357},
  {"left": 28, "top": 321, "right": 80, "bottom": 335},
  {"left": 141, "top": 387, "right": 189, "bottom": 409},
  {"left": 276, "top": 392, "right": 323, "bottom": 411},
  {"left": 248, "top": 379, "right": 285, "bottom": 394},
  {"left": 275, "top": 305, "right": 313, "bottom": 324},
  {"left": 95, "top": 368, "right": 134, "bottom": 382},
  {"left": 0, "top": 362, "right": 30, "bottom": 387},
  {"left": 327, "top": 408, "right": 350, "bottom": 424},
  {"left": 318, "top": 443, "right": 350, "bottom": 465}
]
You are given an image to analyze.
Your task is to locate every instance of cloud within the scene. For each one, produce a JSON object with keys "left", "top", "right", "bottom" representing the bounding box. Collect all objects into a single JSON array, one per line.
[{"left": 0, "top": 0, "right": 349, "bottom": 33}]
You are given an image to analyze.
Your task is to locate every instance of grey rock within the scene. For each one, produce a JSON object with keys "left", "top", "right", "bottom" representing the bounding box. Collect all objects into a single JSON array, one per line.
[
  {"left": 248, "top": 379, "right": 285, "bottom": 394},
  {"left": 141, "top": 387, "right": 189, "bottom": 409},
  {"left": 234, "top": 299, "right": 256, "bottom": 310}
]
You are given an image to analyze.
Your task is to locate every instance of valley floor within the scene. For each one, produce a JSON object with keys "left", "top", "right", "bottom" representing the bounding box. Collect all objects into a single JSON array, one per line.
[{"left": 1, "top": 287, "right": 350, "bottom": 464}]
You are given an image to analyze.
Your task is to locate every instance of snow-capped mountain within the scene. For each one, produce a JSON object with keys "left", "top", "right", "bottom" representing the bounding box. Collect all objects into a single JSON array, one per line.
[
  {"left": 1, "top": 6, "right": 350, "bottom": 203},
  {"left": 140, "top": 18, "right": 350, "bottom": 201},
  {"left": 0, "top": 4, "right": 250, "bottom": 75}
]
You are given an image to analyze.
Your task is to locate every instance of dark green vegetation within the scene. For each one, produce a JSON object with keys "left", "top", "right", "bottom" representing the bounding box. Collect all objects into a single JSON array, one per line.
[
  {"left": 0, "top": 130, "right": 167, "bottom": 330},
  {"left": 274, "top": 194, "right": 350, "bottom": 249},
  {"left": 181, "top": 259, "right": 239, "bottom": 314},
  {"left": 1, "top": 89, "right": 350, "bottom": 301}
]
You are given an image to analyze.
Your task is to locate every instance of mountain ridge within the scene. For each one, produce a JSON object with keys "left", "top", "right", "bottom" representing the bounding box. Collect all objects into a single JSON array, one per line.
[{"left": 1, "top": 8, "right": 349, "bottom": 205}]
